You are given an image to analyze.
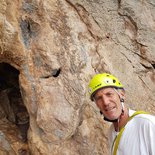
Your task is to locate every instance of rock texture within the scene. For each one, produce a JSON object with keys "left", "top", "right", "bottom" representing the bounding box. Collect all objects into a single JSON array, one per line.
[{"left": 0, "top": 0, "right": 155, "bottom": 154}]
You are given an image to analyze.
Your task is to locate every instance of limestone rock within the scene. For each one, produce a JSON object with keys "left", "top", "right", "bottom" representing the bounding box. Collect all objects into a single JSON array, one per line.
[{"left": 0, "top": 0, "right": 154, "bottom": 154}]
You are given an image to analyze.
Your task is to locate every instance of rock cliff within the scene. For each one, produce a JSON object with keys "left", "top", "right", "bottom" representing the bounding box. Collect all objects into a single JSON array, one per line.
[{"left": 0, "top": 0, "right": 155, "bottom": 154}]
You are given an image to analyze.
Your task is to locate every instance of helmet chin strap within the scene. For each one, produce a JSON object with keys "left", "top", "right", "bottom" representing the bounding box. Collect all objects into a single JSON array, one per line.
[{"left": 120, "top": 98, "right": 125, "bottom": 113}]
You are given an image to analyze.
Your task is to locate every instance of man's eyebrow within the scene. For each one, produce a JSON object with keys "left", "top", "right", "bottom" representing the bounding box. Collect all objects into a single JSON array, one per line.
[{"left": 104, "top": 90, "right": 114, "bottom": 93}]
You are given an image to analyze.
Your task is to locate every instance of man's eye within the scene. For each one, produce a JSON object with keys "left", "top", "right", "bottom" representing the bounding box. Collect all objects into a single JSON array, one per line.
[
  {"left": 94, "top": 96, "right": 102, "bottom": 101},
  {"left": 106, "top": 93, "right": 113, "bottom": 96}
]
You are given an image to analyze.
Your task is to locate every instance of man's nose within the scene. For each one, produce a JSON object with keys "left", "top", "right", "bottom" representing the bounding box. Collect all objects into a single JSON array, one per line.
[{"left": 101, "top": 95, "right": 109, "bottom": 106}]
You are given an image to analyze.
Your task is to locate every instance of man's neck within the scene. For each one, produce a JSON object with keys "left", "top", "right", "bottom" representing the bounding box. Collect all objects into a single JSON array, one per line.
[{"left": 113, "top": 107, "right": 129, "bottom": 132}]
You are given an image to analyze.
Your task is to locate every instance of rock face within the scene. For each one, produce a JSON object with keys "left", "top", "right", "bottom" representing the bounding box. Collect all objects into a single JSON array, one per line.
[{"left": 0, "top": 0, "right": 155, "bottom": 154}]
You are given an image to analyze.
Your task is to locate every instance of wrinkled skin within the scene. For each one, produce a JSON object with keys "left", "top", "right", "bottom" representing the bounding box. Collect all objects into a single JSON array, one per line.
[{"left": 94, "top": 87, "right": 125, "bottom": 121}]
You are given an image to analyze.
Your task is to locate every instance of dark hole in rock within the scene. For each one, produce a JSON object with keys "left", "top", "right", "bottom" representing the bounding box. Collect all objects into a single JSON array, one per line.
[
  {"left": 152, "top": 63, "right": 155, "bottom": 69},
  {"left": 0, "top": 62, "right": 29, "bottom": 143},
  {"left": 52, "top": 68, "right": 61, "bottom": 77}
]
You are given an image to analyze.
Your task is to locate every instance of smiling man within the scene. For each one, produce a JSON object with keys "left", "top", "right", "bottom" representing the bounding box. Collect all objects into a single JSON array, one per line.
[{"left": 88, "top": 73, "right": 155, "bottom": 155}]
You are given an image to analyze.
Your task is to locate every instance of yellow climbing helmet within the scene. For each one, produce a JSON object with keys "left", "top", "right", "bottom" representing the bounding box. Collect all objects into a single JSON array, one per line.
[{"left": 88, "top": 73, "right": 123, "bottom": 101}]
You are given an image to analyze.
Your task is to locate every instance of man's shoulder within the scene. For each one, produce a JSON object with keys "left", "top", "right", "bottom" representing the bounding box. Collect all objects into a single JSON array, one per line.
[
  {"left": 128, "top": 109, "right": 155, "bottom": 125},
  {"left": 133, "top": 111, "right": 155, "bottom": 126}
]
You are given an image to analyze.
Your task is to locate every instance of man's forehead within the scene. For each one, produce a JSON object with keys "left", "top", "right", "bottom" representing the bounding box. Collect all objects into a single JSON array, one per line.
[{"left": 95, "top": 87, "right": 115, "bottom": 95}]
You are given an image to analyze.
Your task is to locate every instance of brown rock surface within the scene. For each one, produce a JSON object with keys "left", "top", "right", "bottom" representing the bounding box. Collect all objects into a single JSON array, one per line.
[{"left": 0, "top": 0, "right": 154, "bottom": 154}]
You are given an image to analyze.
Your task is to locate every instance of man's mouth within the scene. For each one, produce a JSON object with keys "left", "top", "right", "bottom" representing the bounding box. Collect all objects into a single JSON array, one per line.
[{"left": 105, "top": 107, "right": 116, "bottom": 112}]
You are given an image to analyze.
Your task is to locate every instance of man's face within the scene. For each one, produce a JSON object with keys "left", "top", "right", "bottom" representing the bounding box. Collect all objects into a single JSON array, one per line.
[{"left": 94, "top": 87, "right": 124, "bottom": 121}]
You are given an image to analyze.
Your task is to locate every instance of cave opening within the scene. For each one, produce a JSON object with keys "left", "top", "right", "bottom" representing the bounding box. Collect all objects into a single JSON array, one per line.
[{"left": 0, "top": 62, "right": 29, "bottom": 143}]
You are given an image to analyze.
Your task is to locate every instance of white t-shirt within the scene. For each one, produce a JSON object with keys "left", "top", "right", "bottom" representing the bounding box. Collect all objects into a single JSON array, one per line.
[{"left": 109, "top": 109, "right": 155, "bottom": 155}]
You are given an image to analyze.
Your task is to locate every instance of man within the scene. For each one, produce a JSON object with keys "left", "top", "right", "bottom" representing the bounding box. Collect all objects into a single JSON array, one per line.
[{"left": 88, "top": 73, "right": 155, "bottom": 155}]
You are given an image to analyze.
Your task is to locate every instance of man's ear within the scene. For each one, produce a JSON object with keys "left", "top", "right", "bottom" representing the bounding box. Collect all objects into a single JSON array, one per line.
[{"left": 119, "top": 89, "right": 125, "bottom": 100}]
